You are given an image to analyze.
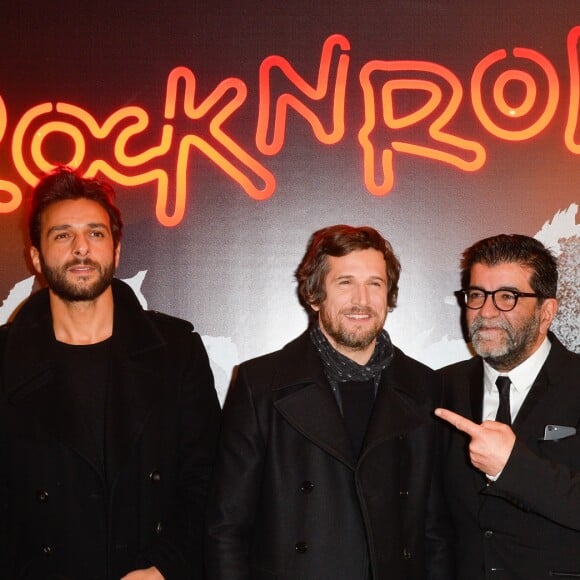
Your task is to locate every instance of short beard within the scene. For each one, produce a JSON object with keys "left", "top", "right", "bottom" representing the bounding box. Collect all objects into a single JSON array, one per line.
[
  {"left": 319, "top": 307, "right": 383, "bottom": 352},
  {"left": 40, "top": 256, "right": 115, "bottom": 302},
  {"left": 469, "top": 314, "right": 541, "bottom": 371}
]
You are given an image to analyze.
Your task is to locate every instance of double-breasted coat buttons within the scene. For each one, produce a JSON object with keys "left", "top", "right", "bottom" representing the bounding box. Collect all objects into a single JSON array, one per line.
[{"left": 295, "top": 542, "right": 308, "bottom": 553}]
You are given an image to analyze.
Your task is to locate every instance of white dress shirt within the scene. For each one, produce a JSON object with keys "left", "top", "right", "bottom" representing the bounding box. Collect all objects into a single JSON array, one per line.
[{"left": 482, "top": 336, "right": 552, "bottom": 423}]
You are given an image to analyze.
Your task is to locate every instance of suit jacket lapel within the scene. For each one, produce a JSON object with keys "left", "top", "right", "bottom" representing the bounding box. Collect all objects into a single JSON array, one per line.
[
  {"left": 512, "top": 366, "right": 550, "bottom": 431},
  {"left": 468, "top": 358, "right": 484, "bottom": 423},
  {"left": 465, "top": 358, "right": 488, "bottom": 492}
]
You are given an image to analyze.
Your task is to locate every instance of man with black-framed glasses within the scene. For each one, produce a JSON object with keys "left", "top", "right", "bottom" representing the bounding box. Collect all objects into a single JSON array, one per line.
[{"left": 432, "top": 233, "right": 580, "bottom": 580}]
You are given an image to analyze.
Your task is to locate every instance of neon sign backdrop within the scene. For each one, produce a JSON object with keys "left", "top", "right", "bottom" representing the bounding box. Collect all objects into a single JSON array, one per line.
[{"left": 1, "top": 27, "right": 579, "bottom": 226}]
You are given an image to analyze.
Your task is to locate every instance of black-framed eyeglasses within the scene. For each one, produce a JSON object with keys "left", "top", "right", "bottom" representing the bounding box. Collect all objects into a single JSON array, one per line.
[{"left": 457, "top": 287, "right": 541, "bottom": 312}]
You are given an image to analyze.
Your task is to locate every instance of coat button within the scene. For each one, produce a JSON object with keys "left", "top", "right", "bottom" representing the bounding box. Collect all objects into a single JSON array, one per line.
[
  {"left": 154, "top": 521, "right": 163, "bottom": 535},
  {"left": 300, "top": 481, "right": 314, "bottom": 493},
  {"left": 41, "top": 544, "right": 53, "bottom": 555},
  {"left": 403, "top": 548, "right": 412, "bottom": 560},
  {"left": 295, "top": 542, "right": 308, "bottom": 553},
  {"left": 36, "top": 490, "right": 49, "bottom": 503},
  {"left": 399, "top": 490, "right": 409, "bottom": 498},
  {"left": 484, "top": 530, "right": 493, "bottom": 539},
  {"left": 149, "top": 470, "right": 161, "bottom": 483}
]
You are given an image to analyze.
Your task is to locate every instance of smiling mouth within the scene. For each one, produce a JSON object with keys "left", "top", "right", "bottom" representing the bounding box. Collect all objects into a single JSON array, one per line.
[
  {"left": 474, "top": 326, "right": 506, "bottom": 337},
  {"left": 344, "top": 312, "right": 372, "bottom": 321}
]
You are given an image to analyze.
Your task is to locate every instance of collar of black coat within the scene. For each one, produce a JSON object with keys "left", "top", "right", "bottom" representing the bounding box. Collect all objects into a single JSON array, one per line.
[
  {"left": 272, "top": 331, "right": 432, "bottom": 406},
  {"left": 268, "top": 332, "right": 434, "bottom": 468},
  {"left": 1, "top": 278, "right": 169, "bottom": 397}
]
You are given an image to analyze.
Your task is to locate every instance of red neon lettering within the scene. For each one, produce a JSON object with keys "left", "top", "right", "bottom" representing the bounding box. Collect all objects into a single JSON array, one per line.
[
  {"left": 1, "top": 31, "right": 577, "bottom": 223},
  {"left": 7, "top": 70, "right": 275, "bottom": 226},
  {"left": 565, "top": 26, "right": 580, "bottom": 153},
  {"left": 159, "top": 67, "right": 275, "bottom": 225},
  {"left": 471, "top": 48, "right": 559, "bottom": 140},
  {"left": 358, "top": 60, "right": 486, "bottom": 195},
  {"left": 0, "top": 96, "right": 22, "bottom": 213},
  {"left": 256, "top": 34, "right": 350, "bottom": 155}
]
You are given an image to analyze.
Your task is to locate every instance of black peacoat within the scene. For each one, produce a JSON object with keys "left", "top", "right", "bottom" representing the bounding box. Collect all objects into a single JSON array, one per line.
[
  {"left": 437, "top": 334, "right": 580, "bottom": 580},
  {"left": 205, "top": 331, "right": 446, "bottom": 580},
  {"left": 0, "top": 279, "right": 221, "bottom": 580}
]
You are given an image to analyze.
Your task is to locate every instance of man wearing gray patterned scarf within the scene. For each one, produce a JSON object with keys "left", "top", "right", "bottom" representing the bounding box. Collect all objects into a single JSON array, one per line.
[{"left": 206, "top": 224, "right": 449, "bottom": 580}]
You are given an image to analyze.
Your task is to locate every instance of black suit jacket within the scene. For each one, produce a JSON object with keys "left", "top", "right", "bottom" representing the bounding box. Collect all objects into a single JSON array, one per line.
[
  {"left": 205, "top": 331, "right": 446, "bottom": 580},
  {"left": 438, "top": 334, "right": 580, "bottom": 580},
  {"left": 0, "top": 279, "right": 221, "bottom": 580}
]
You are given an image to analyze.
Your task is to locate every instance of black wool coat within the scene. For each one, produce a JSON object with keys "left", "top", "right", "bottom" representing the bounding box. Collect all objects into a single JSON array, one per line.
[
  {"left": 205, "top": 331, "right": 446, "bottom": 580},
  {"left": 0, "top": 279, "right": 221, "bottom": 580}
]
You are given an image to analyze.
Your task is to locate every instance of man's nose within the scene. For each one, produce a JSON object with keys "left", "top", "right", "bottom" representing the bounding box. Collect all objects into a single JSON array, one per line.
[
  {"left": 352, "top": 284, "right": 370, "bottom": 305},
  {"left": 72, "top": 235, "right": 89, "bottom": 257},
  {"left": 479, "top": 293, "right": 500, "bottom": 317}
]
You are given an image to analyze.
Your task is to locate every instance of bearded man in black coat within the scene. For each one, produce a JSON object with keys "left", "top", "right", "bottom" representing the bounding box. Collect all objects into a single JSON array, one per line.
[
  {"left": 0, "top": 167, "right": 220, "bottom": 580},
  {"left": 205, "top": 224, "right": 447, "bottom": 580}
]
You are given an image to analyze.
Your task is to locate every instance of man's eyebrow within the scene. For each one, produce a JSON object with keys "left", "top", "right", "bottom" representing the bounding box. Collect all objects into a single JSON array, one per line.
[{"left": 46, "top": 222, "right": 110, "bottom": 235}]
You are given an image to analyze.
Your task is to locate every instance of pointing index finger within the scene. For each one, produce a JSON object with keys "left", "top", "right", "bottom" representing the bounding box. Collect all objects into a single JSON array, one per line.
[{"left": 435, "top": 408, "right": 481, "bottom": 437}]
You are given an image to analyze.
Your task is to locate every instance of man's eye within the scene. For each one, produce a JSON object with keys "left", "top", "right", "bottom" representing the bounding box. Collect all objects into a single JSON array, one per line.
[
  {"left": 468, "top": 291, "right": 484, "bottom": 300},
  {"left": 499, "top": 292, "right": 516, "bottom": 303},
  {"left": 90, "top": 231, "right": 105, "bottom": 237}
]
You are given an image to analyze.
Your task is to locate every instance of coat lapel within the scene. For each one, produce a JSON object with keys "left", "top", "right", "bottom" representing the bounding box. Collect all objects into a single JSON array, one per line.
[
  {"left": 2, "top": 280, "right": 166, "bottom": 485},
  {"left": 105, "top": 279, "right": 166, "bottom": 485},
  {"left": 2, "top": 289, "right": 103, "bottom": 475},
  {"left": 360, "top": 353, "right": 426, "bottom": 459},
  {"left": 272, "top": 333, "right": 357, "bottom": 469}
]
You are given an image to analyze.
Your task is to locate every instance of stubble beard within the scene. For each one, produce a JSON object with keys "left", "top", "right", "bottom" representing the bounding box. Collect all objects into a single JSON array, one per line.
[
  {"left": 469, "top": 313, "right": 541, "bottom": 371},
  {"left": 319, "top": 306, "right": 384, "bottom": 352},
  {"left": 40, "top": 255, "right": 115, "bottom": 302}
]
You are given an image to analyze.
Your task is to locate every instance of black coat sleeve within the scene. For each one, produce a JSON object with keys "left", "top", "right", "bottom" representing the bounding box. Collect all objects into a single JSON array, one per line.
[{"left": 205, "top": 364, "right": 266, "bottom": 580}]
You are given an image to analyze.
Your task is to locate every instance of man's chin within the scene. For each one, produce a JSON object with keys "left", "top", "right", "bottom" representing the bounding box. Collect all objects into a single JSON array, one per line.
[
  {"left": 50, "top": 280, "right": 111, "bottom": 302},
  {"left": 472, "top": 340, "right": 510, "bottom": 362}
]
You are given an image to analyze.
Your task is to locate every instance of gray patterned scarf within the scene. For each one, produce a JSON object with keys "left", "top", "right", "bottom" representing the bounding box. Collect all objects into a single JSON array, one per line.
[{"left": 309, "top": 323, "right": 394, "bottom": 411}]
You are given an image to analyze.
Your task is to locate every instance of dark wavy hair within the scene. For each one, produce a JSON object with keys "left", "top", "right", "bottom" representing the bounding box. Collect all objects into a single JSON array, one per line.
[
  {"left": 295, "top": 224, "right": 401, "bottom": 320},
  {"left": 28, "top": 166, "right": 123, "bottom": 249},
  {"left": 461, "top": 234, "right": 558, "bottom": 298}
]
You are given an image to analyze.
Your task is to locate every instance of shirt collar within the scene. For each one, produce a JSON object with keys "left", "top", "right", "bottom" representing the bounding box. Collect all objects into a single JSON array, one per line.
[{"left": 483, "top": 335, "right": 552, "bottom": 395}]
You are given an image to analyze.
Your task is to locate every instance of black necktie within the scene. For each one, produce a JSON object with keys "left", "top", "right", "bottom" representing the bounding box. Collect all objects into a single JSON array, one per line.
[{"left": 495, "top": 376, "right": 512, "bottom": 425}]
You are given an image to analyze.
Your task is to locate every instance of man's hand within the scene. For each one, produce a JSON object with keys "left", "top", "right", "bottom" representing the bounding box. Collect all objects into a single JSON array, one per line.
[
  {"left": 121, "top": 566, "right": 164, "bottom": 580},
  {"left": 435, "top": 408, "right": 516, "bottom": 477}
]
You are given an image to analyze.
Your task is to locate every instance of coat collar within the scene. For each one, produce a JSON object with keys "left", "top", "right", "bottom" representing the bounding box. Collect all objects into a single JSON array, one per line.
[
  {"left": 271, "top": 331, "right": 428, "bottom": 470},
  {"left": 1, "top": 278, "right": 168, "bottom": 484},
  {"left": 2, "top": 278, "right": 164, "bottom": 394}
]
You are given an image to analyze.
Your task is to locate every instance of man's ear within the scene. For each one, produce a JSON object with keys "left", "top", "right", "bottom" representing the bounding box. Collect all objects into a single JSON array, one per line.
[
  {"left": 114, "top": 242, "right": 121, "bottom": 268},
  {"left": 539, "top": 297, "right": 558, "bottom": 335},
  {"left": 30, "top": 246, "right": 42, "bottom": 274}
]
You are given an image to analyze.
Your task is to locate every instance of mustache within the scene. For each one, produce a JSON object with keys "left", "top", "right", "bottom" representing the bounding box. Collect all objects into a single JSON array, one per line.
[
  {"left": 343, "top": 307, "right": 375, "bottom": 316},
  {"left": 470, "top": 317, "right": 511, "bottom": 334},
  {"left": 64, "top": 258, "right": 100, "bottom": 269}
]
